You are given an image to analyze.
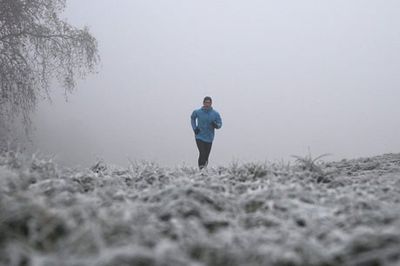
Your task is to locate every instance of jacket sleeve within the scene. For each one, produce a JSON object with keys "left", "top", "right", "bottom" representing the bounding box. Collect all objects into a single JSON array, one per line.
[
  {"left": 190, "top": 110, "right": 197, "bottom": 131},
  {"left": 214, "top": 112, "right": 222, "bottom": 129}
]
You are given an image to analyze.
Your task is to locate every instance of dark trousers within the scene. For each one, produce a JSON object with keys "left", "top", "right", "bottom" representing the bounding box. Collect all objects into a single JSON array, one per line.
[{"left": 196, "top": 139, "right": 213, "bottom": 169}]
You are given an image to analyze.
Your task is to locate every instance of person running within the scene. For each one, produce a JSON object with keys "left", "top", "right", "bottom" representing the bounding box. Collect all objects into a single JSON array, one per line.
[{"left": 191, "top": 96, "right": 222, "bottom": 169}]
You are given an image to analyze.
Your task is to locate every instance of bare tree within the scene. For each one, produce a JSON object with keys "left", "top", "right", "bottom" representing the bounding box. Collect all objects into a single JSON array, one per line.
[{"left": 0, "top": 0, "right": 99, "bottom": 144}]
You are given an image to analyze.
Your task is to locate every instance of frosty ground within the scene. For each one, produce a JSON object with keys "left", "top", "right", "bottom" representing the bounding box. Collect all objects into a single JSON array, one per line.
[{"left": 1, "top": 152, "right": 400, "bottom": 266}]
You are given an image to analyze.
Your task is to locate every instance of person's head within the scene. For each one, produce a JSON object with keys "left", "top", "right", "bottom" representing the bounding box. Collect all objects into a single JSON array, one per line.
[{"left": 203, "top": 96, "right": 212, "bottom": 109}]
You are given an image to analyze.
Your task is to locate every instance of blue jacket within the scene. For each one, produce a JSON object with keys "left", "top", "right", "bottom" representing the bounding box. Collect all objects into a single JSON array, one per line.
[{"left": 191, "top": 107, "right": 222, "bottom": 143}]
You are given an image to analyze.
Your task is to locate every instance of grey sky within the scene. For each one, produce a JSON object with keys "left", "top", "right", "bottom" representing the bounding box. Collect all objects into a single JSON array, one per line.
[{"left": 33, "top": 0, "right": 400, "bottom": 167}]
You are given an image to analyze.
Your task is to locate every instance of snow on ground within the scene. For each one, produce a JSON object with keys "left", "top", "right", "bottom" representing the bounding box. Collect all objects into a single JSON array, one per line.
[{"left": 1, "top": 151, "right": 400, "bottom": 266}]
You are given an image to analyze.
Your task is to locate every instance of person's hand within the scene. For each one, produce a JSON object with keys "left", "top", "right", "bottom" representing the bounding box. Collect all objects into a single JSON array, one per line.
[
  {"left": 211, "top": 121, "right": 218, "bottom": 128},
  {"left": 194, "top": 128, "right": 200, "bottom": 135}
]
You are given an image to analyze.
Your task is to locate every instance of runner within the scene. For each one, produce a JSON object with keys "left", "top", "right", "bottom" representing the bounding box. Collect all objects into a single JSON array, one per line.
[{"left": 190, "top": 96, "right": 222, "bottom": 169}]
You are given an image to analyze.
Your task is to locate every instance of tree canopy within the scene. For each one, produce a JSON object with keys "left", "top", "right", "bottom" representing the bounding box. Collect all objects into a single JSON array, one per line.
[{"left": 0, "top": 0, "right": 99, "bottom": 139}]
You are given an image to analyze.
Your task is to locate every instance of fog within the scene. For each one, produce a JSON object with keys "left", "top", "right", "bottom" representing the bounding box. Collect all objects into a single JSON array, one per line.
[{"left": 32, "top": 0, "right": 400, "bottom": 167}]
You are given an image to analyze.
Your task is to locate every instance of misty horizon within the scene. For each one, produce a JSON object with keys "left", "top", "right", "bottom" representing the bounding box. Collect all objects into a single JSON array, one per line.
[{"left": 30, "top": 0, "right": 400, "bottom": 167}]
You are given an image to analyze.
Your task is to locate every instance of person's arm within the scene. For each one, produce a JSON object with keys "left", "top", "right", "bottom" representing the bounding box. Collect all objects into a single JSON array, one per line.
[
  {"left": 213, "top": 112, "right": 222, "bottom": 129},
  {"left": 191, "top": 110, "right": 198, "bottom": 131}
]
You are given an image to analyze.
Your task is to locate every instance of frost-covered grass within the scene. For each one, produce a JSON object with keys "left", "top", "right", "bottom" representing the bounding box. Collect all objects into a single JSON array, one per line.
[{"left": 1, "top": 151, "right": 400, "bottom": 266}]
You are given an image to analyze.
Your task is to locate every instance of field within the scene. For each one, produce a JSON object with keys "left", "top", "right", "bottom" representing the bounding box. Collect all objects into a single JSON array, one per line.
[{"left": 1, "top": 151, "right": 400, "bottom": 266}]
